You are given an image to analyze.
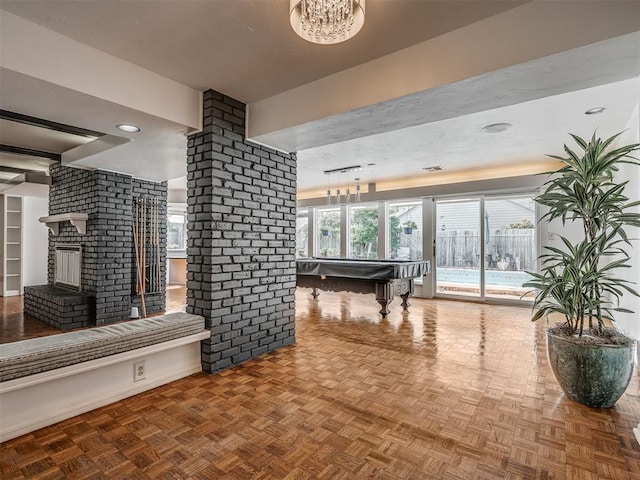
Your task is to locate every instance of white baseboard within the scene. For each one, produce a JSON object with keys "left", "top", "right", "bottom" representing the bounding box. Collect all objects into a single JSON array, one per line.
[{"left": 0, "top": 331, "right": 209, "bottom": 443}]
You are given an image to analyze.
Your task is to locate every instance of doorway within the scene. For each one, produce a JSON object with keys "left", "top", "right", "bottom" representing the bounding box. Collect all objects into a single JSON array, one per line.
[{"left": 435, "top": 194, "right": 536, "bottom": 302}]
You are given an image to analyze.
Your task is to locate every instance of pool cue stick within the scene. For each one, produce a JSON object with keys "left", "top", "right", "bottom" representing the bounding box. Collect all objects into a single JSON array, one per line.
[
  {"left": 151, "top": 198, "right": 155, "bottom": 292},
  {"left": 153, "top": 198, "right": 157, "bottom": 291},
  {"left": 143, "top": 198, "right": 147, "bottom": 291},
  {"left": 156, "top": 199, "right": 161, "bottom": 291},
  {"left": 140, "top": 198, "right": 147, "bottom": 317},
  {"left": 150, "top": 198, "right": 155, "bottom": 292},
  {"left": 133, "top": 200, "right": 140, "bottom": 295},
  {"left": 151, "top": 198, "right": 156, "bottom": 292},
  {"left": 133, "top": 200, "right": 146, "bottom": 317}
]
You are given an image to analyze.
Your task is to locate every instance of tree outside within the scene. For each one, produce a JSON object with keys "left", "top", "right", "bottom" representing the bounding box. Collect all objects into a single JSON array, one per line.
[
  {"left": 317, "top": 209, "right": 341, "bottom": 257},
  {"left": 350, "top": 208, "right": 378, "bottom": 258}
]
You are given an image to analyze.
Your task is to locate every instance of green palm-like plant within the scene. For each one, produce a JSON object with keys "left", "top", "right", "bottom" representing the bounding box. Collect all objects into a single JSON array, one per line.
[{"left": 525, "top": 132, "right": 640, "bottom": 337}]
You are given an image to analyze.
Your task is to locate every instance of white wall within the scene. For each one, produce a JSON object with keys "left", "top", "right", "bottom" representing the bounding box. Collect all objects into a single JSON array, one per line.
[
  {"left": 1, "top": 11, "right": 201, "bottom": 131},
  {"left": 614, "top": 96, "right": 640, "bottom": 340},
  {"left": 0, "top": 330, "right": 209, "bottom": 442},
  {"left": 22, "top": 196, "right": 48, "bottom": 286},
  {"left": 541, "top": 102, "right": 640, "bottom": 340}
]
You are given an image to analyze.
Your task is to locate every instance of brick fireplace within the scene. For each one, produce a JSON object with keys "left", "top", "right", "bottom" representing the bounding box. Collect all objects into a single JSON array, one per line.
[{"left": 24, "top": 165, "right": 167, "bottom": 329}]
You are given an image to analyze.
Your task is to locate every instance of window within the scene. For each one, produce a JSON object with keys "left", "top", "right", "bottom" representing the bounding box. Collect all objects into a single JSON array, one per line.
[
  {"left": 296, "top": 208, "right": 309, "bottom": 258},
  {"left": 349, "top": 204, "right": 378, "bottom": 259},
  {"left": 316, "top": 207, "right": 341, "bottom": 257},
  {"left": 387, "top": 200, "right": 422, "bottom": 260},
  {"left": 167, "top": 213, "right": 187, "bottom": 250}
]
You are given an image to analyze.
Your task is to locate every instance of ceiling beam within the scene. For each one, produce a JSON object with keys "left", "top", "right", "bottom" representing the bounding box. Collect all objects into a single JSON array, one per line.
[
  {"left": 0, "top": 144, "right": 61, "bottom": 162},
  {"left": 0, "top": 164, "right": 50, "bottom": 174},
  {"left": 0, "top": 109, "right": 102, "bottom": 138}
]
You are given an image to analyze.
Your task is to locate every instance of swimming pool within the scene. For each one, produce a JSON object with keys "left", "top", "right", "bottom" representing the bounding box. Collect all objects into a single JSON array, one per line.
[{"left": 436, "top": 267, "right": 532, "bottom": 287}]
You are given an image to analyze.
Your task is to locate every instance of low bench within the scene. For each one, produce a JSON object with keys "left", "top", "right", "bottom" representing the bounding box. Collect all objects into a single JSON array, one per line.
[{"left": 0, "top": 312, "right": 209, "bottom": 442}]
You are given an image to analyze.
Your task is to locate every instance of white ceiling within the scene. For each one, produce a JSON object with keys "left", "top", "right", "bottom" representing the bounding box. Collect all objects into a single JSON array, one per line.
[
  {"left": 1, "top": 1, "right": 639, "bottom": 195},
  {"left": 0, "top": 0, "right": 527, "bottom": 102},
  {"left": 296, "top": 74, "right": 640, "bottom": 195}
]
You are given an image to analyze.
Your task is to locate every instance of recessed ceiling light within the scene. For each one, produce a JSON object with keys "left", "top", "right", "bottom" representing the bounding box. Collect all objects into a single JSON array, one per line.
[
  {"left": 422, "top": 166, "right": 443, "bottom": 172},
  {"left": 116, "top": 124, "right": 141, "bottom": 133},
  {"left": 482, "top": 122, "right": 512, "bottom": 133},
  {"left": 585, "top": 107, "right": 605, "bottom": 115}
]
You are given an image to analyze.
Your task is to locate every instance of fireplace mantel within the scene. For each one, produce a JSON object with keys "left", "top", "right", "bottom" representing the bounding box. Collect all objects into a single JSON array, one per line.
[{"left": 39, "top": 213, "right": 88, "bottom": 235}]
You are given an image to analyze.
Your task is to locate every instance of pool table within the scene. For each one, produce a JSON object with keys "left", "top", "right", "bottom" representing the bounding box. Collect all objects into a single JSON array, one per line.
[{"left": 296, "top": 258, "right": 431, "bottom": 317}]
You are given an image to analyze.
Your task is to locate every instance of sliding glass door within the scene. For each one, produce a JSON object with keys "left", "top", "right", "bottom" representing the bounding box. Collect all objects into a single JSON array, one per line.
[
  {"left": 435, "top": 198, "right": 481, "bottom": 297},
  {"left": 435, "top": 194, "right": 536, "bottom": 302},
  {"left": 484, "top": 196, "right": 536, "bottom": 301}
]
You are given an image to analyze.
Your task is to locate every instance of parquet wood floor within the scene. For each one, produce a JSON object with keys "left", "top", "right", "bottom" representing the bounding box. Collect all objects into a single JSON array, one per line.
[
  {"left": 1, "top": 290, "right": 639, "bottom": 479},
  {"left": 0, "top": 296, "right": 60, "bottom": 344}
]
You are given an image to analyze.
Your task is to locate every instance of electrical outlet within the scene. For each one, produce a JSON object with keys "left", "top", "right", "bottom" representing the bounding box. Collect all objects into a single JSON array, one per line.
[{"left": 133, "top": 360, "right": 146, "bottom": 382}]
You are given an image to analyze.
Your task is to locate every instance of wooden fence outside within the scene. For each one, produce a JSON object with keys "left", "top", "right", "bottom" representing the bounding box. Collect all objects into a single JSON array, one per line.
[{"left": 437, "top": 229, "right": 536, "bottom": 271}]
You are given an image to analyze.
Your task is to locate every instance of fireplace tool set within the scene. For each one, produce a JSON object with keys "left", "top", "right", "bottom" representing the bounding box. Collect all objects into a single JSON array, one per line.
[{"left": 133, "top": 197, "right": 162, "bottom": 317}]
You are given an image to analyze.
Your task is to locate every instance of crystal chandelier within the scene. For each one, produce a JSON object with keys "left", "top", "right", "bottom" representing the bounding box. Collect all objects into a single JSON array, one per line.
[{"left": 290, "top": 0, "right": 366, "bottom": 45}]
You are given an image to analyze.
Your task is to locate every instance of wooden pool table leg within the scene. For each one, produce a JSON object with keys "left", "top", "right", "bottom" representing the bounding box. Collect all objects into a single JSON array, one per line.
[
  {"left": 311, "top": 287, "right": 319, "bottom": 298},
  {"left": 400, "top": 293, "right": 411, "bottom": 310},
  {"left": 375, "top": 282, "right": 393, "bottom": 317},
  {"left": 395, "top": 279, "right": 414, "bottom": 311}
]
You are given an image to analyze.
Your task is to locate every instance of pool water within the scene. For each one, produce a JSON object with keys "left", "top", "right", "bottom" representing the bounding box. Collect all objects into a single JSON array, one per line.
[{"left": 436, "top": 267, "right": 532, "bottom": 287}]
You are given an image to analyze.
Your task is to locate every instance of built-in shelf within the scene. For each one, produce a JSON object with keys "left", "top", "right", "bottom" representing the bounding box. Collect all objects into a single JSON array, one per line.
[
  {"left": 1, "top": 196, "right": 23, "bottom": 296},
  {"left": 39, "top": 213, "right": 88, "bottom": 235}
]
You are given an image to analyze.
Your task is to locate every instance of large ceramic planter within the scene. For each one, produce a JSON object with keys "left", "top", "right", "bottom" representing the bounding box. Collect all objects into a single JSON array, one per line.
[{"left": 546, "top": 330, "right": 635, "bottom": 408}]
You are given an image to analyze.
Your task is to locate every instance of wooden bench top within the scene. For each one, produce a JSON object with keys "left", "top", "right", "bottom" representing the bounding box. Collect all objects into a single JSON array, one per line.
[{"left": 0, "top": 313, "right": 206, "bottom": 382}]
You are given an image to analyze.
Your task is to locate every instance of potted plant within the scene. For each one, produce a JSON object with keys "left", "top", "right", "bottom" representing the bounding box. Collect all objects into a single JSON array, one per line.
[
  {"left": 524, "top": 132, "right": 639, "bottom": 408},
  {"left": 318, "top": 211, "right": 339, "bottom": 237},
  {"left": 318, "top": 218, "right": 330, "bottom": 236},
  {"left": 403, "top": 220, "right": 418, "bottom": 234}
]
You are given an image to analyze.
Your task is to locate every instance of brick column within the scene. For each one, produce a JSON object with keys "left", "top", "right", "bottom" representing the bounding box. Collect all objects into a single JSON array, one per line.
[{"left": 186, "top": 90, "right": 296, "bottom": 373}]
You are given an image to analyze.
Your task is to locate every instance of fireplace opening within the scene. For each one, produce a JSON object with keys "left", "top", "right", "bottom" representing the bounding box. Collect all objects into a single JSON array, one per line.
[{"left": 54, "top": 244, "right": 82, "bottom": 290}]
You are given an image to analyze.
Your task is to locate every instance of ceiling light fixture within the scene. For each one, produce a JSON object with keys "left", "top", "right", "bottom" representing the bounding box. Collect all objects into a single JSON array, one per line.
[
  {"left": 482, "top": 122, "right": 512, "bottom": 133},
  {"left": 585, "top": 107, "right": 606, "bottom": 115},
  {"left": 116, "top": 124, "right": 141, "bottom": 133},
  {"left": 324, "top": 164, "right": 362, "bottom": 204},
  {"left": 289, "top": 0, "right": 366, "bottom": 45}
]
